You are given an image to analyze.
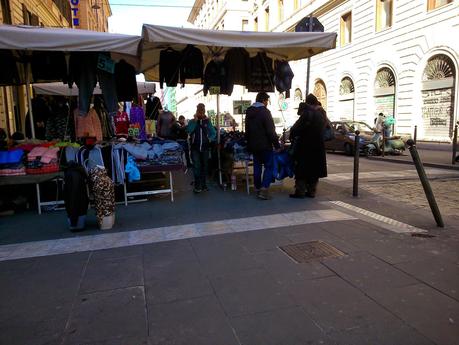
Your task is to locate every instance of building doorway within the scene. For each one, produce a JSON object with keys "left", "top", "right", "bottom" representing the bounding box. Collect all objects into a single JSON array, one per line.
[
  {"left": 374, "top": 67, "right": 396, "bottom": 131},
  {"left": 339, "top": 77, "right": 354, "bottom": 120},
  {"left": 421, "top": 54, "right": 456, "bottom": 141},
  {"left": 313, "top": 79, "right": 327, "bottom": 111}
]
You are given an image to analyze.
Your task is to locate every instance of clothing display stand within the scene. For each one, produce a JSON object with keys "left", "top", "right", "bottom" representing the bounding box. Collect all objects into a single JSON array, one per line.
[{"left": 123, "top": 164, "right": 182, "bottom": 205}]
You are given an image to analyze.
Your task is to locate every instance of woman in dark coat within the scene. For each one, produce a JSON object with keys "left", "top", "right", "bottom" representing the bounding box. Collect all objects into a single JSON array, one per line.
[{"left": 289, "top": 94, "right": 327, "bottom": 198}]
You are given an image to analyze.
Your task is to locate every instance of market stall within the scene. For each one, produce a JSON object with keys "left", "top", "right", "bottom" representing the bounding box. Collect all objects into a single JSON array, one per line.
[{"left": 139, "top": 24, "right": 337, "bottom": 185}]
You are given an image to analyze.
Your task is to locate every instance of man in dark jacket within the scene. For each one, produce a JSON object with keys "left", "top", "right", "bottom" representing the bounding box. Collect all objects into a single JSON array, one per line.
[
  {"left": 187, "top": 103, "right": 216, "bottom": 193},
  {"left": 245, "top": 92, "right": 280, "bottom": 200},
  {"left": 289, "top": 94, "right": 327, "bottom": 198}
]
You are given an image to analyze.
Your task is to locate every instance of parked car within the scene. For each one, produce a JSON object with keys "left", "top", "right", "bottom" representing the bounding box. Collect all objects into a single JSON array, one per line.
[{"left": 326, "top": 121, "right": 375, "bottom": 155}]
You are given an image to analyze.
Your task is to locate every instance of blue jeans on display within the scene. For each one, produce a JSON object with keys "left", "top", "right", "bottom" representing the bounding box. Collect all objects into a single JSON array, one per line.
[
  {"left": 98, "top": 70, "right": 119, "bottom": 117},
  {"left": 191, "top": 148, "right": 209, "bottom": 189},
  {"left": 253, "top": 150, "right": 274, "bottom": 190}
]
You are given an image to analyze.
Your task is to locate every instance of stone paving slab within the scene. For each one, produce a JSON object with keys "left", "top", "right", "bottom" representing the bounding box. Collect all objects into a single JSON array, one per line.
[
  {"left": 368, "top": 284, "right": 459, "bottom": 345},
  {"left": 148, "top": 295, "right": 239, "bottom": 345}
]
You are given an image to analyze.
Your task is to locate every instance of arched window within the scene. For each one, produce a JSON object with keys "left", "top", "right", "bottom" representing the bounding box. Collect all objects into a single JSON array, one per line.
[
  {"left": 421, "top": 54, "right": 456, "bottom": 140},
  {"left": 339, "top": 77, "right": 355, "bottom": 120},
  {"left": 374, "top": 67, "right": 396, "bottom": 126},
  {"left": 313, "top": 80, "right": 327, "bottom": 111}
]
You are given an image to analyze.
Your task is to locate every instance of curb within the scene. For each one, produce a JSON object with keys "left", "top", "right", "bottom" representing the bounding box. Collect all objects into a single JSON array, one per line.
[{"left": 366, "top": 156, "right": 459, "bottom": 171}]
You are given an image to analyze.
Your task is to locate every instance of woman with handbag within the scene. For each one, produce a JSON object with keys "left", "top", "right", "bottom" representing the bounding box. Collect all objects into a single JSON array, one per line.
[{"left": 289, "top": 94, "right": 328, "bottom": 198}]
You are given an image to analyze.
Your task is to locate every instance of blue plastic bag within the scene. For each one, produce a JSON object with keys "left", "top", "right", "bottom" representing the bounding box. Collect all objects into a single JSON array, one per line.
[{"left": 125, "top": 155, "right": 140, "bottom": 182}]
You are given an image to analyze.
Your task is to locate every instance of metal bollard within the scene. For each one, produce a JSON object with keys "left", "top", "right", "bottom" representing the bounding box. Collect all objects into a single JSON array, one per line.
[
  {"left": 413, "top": 125, "right": 417, "bottom": 145},
  {"left": 407, "top": 139, "right": 444, "bottom": 227},
  {"left": 452, "top": 123, "right": 458, "bottom": 165},
  {"left": 353, "top": 130, "right": 360, "bottom": 197}
]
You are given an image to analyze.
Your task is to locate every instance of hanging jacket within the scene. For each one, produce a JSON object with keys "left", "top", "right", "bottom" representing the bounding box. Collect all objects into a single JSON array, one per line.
[
  {"left": 180, "top": 45, "right": 204, "bottom": 86},
  {"left": 187, "top": 118, "right": 216, "bottom": 151},
  {"left": 248, "top": 52, "right": 274, "bottom": 92},
  {"left": 145, "top": 96, "right": 163, "bottom": 120},
  {"left": 224, "top": 48, "right": 251, "bottom": 92},
  {"left": 31, "top": 51, "right": 68, "bottom": 83},
  {"left": 64, "top": 162, "right": 89, "bottom": 227},
  {"left": 203, "top": 60, "right": 229, "bottom": 96},
  {"left": 74, "top": 108, "right": 103, "bottom": 141},
  {"left": 115, "top": 60, "right": 138, "bottom": 101},
  {"left": 129, "top": 105, "right": 147, "bottom": 140},
  {"left": 159, "top": 48, "right": 181, "bottom": 89},
  {"left": 274, "top": 60, "right": 294, "bottom": 97}
]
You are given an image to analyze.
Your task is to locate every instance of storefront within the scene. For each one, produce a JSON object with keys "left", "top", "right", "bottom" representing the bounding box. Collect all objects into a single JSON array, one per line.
[
  {"left": 421, "top": 54, "right": 456, "bottom": 141},
  {"left": 374, "top": 67, "right": 396, "bottom": 131},
  {"left": 339, "top": 76, "right": 355, "bottom": 120}
]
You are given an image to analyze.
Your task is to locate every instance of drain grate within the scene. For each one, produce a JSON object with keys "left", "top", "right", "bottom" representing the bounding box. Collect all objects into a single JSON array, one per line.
[{"left": 279, "top": 241, "right": 346, "bottom": 263}]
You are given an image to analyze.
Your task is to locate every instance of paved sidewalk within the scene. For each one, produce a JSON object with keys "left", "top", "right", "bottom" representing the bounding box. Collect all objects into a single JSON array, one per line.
[
  {"left": 1, "top": 215, "right": 458, "bottom": 345},
  {"left": 1, "top": 161, "right": 459, "bottom": 345}
]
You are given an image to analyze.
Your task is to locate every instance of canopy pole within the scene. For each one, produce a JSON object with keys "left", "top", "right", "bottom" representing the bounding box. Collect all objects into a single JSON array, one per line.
[
  {"left": 216, "top": 93, "right": 223, "bottom": 186},
  {"left": 305, "top": 15, "right": 313, "bottom": 96},
  {"left": 25, "top": 61, "right": 35, "bottom": 139}
]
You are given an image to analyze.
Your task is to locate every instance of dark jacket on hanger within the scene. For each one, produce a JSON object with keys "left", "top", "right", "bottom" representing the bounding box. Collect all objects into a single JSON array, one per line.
[
  {"left": 224, "top": 48, "right": 251, "bottom": 92},
  {"left": 159, "top": 48, "right": 181, "bottom": 88},
  {"left": 115, "top": 60, "right": 138, "bottom": 101},
  {"left": 145, "top": 96, "right": 163, "bottom": 120},
  {"left": 180, "top": 45, "right": 204, "bottom": 86},
  {"left": 248, "top": 52, "right": 274, "bottom": 92},
  {"left": 0, "top": 51, "right": 20, "bottom": 85},
  {"left": 274, "top": 60, "right": 294, "bottom": 97},
  {"left": 203, "top": 60, "right": 229, "bottom": 96},
  {"left": 64, "top": 162, "right": 89, "bottom": 227},
  {"left": 31, "top": 52, "right": 67, "bottom": 83}
]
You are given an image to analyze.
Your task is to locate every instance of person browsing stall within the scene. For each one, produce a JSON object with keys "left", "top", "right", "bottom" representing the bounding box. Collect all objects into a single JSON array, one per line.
[
  {"left": 245, "top": 92, "right": 280, "bottom": 200},
  {"left": 187, "top": 103, "right": 216, "bottom": 193}
]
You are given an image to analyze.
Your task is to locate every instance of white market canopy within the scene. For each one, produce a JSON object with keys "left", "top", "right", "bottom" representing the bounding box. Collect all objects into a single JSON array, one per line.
[
  {"left": 140, "top": 24, "right": 337, "bottom": 82},
  {"left": 0, "top": 24, "right": 141, "bottom": 57},
  {"left": 33, "top": 81, "right": 156, "bottom": 96}
]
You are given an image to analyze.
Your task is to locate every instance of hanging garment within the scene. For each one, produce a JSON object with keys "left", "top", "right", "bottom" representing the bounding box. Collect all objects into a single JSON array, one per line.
[
  {"left": 129, "top": 105, "right": 147, "bottom": 140},
  {"left": 88, "top": 166, "right": 115, "bottom": 229},
  {"left": 115, "top": 59, "right": 138, "bottom": 101},
  {"left": 64, "top": 162, "right": 89, "bottom": 230},
  {"left": 248, "top": 52, "right": 274, "bottom": 92},
  {"left": 203, "top": 60, "right": 229, "bottom": 96},
  {"left": 0, "top": 51, "right": 20, "bottom": 85},
  {"left": 224, "top": 48, "right": 251, "bottom": 92},
  {"left": 31, "top": 52, "right": 68, "bottom": 83},
  {"left": 180, "top": 45, "right": 204, "bottom": 86},
  {"left": 159, "top": 48, "right": 181, "bottom": 89},
  {"left": 145, "top": 96, "right": 163, "bottom": 120},
  {"left": 74, "top": 108, "right": 103, "bottom": 141},
  {"left": 45, "top": 102, "right": 75, "bottom": 141},
  {"left": 68, "top": 52, "right": 98, "bottom": 115},
  {"left": 114, "top": 111, "right": 130, "bottom": 137},
  {"left": 274, "top": 60, "right": 294, "bottom": 98}
]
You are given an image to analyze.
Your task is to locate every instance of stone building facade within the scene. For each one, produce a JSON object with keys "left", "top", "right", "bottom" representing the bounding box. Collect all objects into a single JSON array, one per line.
[{"left": 183, "top": 0, "right": 458, "bottom": 142}]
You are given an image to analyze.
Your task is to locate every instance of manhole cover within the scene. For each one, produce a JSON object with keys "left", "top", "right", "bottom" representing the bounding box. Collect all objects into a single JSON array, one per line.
[{"left": 279, "top": 241, "right": 346, "bottom": 263}]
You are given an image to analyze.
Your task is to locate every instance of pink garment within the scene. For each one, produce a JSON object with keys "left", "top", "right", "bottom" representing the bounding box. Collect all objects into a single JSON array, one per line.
[
  {"left": 27, "top": 147, "right": 48, "bottom": 161},
  {"left": 40, "top": 147, "right": 59, "bottom": 164},
  {"left": 74, "top": 108, "right": 103, "bottom": 141}
]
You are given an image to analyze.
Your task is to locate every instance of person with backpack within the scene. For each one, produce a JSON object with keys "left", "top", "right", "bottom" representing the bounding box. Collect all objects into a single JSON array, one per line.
[{"left": 187, "top": 103, "right": 216, "bottom": 193}]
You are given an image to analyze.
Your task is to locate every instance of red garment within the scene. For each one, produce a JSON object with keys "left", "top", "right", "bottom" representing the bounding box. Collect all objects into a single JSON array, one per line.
[{"left": 114, "top": 111, "right": 129, "bottom": 137}]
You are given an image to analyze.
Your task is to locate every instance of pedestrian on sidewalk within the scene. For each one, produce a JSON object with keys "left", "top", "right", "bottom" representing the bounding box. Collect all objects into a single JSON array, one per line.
[
  {"left": 289, "top": 94, "right": 327, "bottom": 198},
  {"left": 175, "top": 115, "right": 192, "bottom": 168},
  {"left": 245, "top": 92, "right": 280, "bottom": 200},
  {"left": 187, "top": 103, "right": 216, "bottom": 193}
]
